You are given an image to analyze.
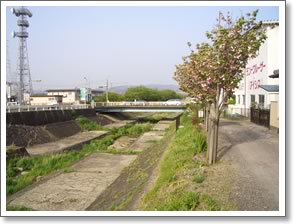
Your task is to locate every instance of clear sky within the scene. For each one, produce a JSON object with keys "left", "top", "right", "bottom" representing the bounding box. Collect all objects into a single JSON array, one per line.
[{"left": 6, "top": 6, "right": 279, "bottom": 90}]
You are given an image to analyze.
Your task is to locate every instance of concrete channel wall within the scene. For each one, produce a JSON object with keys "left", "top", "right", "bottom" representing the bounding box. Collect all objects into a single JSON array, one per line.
[{"left": 6, "top": 109, "right": 96, "bottom": 126}]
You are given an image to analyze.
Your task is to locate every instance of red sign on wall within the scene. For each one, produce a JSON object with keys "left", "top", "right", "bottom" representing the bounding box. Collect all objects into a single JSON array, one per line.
[
  {"left": 249, "top": 80, "right": 260, "bottom": 90},
  {"left": 246, "top": 61, "right": 266, "bottom": 76}
]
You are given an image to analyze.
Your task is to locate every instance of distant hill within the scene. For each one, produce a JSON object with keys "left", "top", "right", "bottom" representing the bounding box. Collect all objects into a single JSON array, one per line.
[{"left": 110, "top": 84, "right": 180, "bottom": 94}]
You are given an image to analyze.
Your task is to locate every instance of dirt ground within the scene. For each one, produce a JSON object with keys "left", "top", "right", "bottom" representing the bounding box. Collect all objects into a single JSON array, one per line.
[{"left": 217, "top": 119, "right": 279, "bottom": 211}]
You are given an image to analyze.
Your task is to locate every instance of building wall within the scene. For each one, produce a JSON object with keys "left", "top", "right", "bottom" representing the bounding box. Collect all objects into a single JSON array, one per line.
[
  {"left": 270, "top": 101, "right": 279, "bottom": 128},
  {"left": 48, "top": 91, "right": 79, "bottom": 104},
  {"left": 233, "top": 24, "right": 279, "bottom": 110},
  {"left": 30, "top": 96, "right": 60, "bottom": 105}
]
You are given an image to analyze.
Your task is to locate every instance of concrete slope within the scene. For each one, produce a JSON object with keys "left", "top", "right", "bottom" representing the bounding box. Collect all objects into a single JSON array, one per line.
[
  {"left": 26, "top": 131, "right": 108, "bottom": 156},
  {"left": 8, "top": 153, "right": 137, "bottom": 211}
]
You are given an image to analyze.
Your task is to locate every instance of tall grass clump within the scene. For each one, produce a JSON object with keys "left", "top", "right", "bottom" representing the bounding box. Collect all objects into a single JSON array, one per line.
[
  {"left": 192, "top": 131, "right": 207, "bottom": 154},
  {"left": 155, "top": 191, "right": 200, "bottom": 211}
]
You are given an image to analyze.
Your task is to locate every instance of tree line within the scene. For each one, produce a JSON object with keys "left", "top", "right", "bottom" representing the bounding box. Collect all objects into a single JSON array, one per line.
[{"left": 94, "top": 86, "right": 183, "bottom": 102}]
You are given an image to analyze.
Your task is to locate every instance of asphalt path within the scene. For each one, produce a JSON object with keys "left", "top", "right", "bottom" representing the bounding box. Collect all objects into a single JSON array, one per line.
[{"left": 218, "top": 119, "right": 279, "bottom": 211}]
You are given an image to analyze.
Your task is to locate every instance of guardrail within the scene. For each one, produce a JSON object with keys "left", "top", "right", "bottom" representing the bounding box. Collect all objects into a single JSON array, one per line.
[
  {"left": 95, "top": 101, "right": 185, "bottom": 107},
  {"left": 6, "top": 104, "right": 90, "bottom": 113}
]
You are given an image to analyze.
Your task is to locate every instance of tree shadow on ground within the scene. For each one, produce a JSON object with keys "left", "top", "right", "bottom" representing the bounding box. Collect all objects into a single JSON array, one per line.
[
  {"left": 216, "top": 120, "right": 265, "bottom": 160},
  {"left": 217, "top": 144, "right": 233, "bottom": 161}
]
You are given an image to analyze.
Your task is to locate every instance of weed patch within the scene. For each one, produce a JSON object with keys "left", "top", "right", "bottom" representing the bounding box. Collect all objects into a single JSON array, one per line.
[
  {"left": 193, "top": 174, "right": 205, "bottom": 184},
  {"left": 155, "top": 191, "right": 200, "bottom": 211},
  {"left": 201, "top": 194, "right": 221, "bottom": 211},
  {"left": 76, "top": 116, "right": 103, "bottom": 131},
  {"left": 6, "top": 205, "right": 33, "bottom": 211},
  {"left": 141, "top": 113, "right": 224, "bottom": 211}
]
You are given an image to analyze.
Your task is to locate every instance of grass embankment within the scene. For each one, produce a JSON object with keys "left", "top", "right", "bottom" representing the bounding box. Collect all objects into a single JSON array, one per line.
[
  {"left": 6, "top": 122, "right": 152, "bottom": 196},
  {"left": 141, "top": 113, "right": 223, "bottom": 211}
]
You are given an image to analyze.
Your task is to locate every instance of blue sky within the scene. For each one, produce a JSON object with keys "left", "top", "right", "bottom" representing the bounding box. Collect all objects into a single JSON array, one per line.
[{"left": 6, "top": 6, "right": 279, "bottom": 90}]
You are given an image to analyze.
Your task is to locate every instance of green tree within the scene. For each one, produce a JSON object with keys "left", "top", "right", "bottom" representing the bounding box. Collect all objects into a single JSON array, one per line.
[
  {"left": 159, "top": 89, "right": 182, "bottom": 101},
  {"left": 124, "top": 86, "right": 159, "bottom": 101},
  {"left": 94, "top": 92, "right": 124, "bottom": 102}
]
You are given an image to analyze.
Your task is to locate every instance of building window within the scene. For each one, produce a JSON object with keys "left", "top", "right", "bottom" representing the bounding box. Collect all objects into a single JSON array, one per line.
[
  {"left": 259, "top": 95, "right": 265, "bottom": 108},
  {"left": 242, "top": 95, "right": 245, "bottom": 105},
  {"left": 238, "top": 95, "right": 240, "bottom": 104},
  {"left": 251, "top": 95, "right": 256, "bottom": 107}
]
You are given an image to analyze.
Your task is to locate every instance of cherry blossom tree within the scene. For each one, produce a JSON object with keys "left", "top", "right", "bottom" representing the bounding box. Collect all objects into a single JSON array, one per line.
[{"left": 174, "top": 10, "right": 267, "bottom": 164}]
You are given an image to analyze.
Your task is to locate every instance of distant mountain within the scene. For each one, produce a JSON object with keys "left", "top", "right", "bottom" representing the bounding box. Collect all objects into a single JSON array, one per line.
[{"left": 110, "top": 84, "right": 180, "bottom": 94}]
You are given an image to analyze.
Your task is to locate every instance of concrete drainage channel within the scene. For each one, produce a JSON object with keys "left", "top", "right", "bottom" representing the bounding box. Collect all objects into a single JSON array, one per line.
[{"left": 7, "top": 114, "right": 178, "bottom": 211}]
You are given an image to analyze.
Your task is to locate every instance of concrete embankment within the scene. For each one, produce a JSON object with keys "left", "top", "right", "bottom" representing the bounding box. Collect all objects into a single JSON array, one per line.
[
  {"left": 8, "top": 119, "right": 176, "bottom": 211},
  {"left": 6, "top": 114, "right": 114, "bottom": 148},
  {"left": 7, "top": 109, "right": 96, "bottom": 126},
  {"left": 26, "top": 131, "right": 108, "bottom": 156},
  {"left": 87, "top": 120, "right": 175, "bottom": 211},
  {"left": 7, "top": 153, "right": 137, "bottom": 211}
]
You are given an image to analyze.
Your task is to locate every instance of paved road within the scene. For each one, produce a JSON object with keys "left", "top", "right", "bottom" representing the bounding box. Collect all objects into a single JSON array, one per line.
[{"left": 218, "top": 119, "right": 279, "bottom": 211}]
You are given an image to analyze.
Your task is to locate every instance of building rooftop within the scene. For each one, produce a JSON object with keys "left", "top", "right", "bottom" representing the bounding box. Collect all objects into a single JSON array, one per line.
[
  {"left": 46, "top": 88, "right": 103, "bottom": 93},
  {"left": 269, "top": 69, "right": 279, "bottom": 78},
  {"left": 262, "top": 20, "right": 279, "bottom": 25},
  {"left": 31, "top": 94, "right": 62, "bottom": 97},
  {"left": 46, "top": 89, "right": 80, "bottom": 92},
  {"left": 259, "top": 85, "right": 279, "bottom": 93}
]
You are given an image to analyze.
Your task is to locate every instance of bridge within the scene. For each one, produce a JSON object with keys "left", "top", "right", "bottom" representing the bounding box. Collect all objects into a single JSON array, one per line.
[
  {"left": 6, "top": 102, "right": 187, "bottom": 113},
  {"left": 94, "top": 102, "right": 187, "bottom": 113}
]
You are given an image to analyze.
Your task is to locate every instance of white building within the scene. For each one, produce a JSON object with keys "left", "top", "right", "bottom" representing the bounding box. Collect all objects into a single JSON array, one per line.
[
  {"left": 46, "top": 88, "right": 104, "bottom": 104},
  {"left": 30, "top": 94, "right": 62, "bottom": 106},
  {"left": 230, "top": 21, "right": 279, "bottom": 115},
  {"left": 47, "top": 89, "right": 81, "bottom": 104}
]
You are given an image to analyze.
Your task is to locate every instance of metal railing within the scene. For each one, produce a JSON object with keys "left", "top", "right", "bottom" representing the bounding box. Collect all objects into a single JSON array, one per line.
[
  {"left": 95, "top": 101, "right": 186, "bottom": 107},
  {"left": 6, "top": 104, "right": 90, "bottom": 113}
]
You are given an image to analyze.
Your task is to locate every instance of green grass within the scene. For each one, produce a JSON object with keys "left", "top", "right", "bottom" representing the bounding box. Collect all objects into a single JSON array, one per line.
[
  {"left": 141, "top": 112, "right": 171, "bottom": 123},
  {"left": 76, "top": 116, "right": 104, "bottom": 131},
  {"left": 141, "top": 113, "right": 222, "bottom": 211},
  {"left": 193, "top": 174, "right": 205, "bottom": 183},
  {"left": 155, "top": 190, "right": 200, "bottom": 211},
  {"left": 6, "top": 205, "right": 33, "bottom": 211},
  {"left": 201, "top": 194, "right": 221, "bottom": 211},
  {"left": 6, "top": 123, "right": 152, "bottom": 196}
]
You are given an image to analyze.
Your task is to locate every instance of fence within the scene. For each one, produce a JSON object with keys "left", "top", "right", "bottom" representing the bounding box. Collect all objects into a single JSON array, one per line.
[
  {"left": 95, "top": 101, "right": 185, "bottom": 107},
  {"left": 250, "top": 108, "right": 270, "bottom": 128},
  {"left": 6, "top": 104, "right": 90, "bottom": 113}
]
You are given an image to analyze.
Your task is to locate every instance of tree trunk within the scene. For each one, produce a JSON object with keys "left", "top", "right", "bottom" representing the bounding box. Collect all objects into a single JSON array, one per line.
[
  {"left": 205, "top": 107, "right": 210, "bottom": 132},
  {"left": 212, "top": 117, "right": 219, "bottom": 163},
  {"left": 207, "top": 103, "right": 217, "bottom": 164}
]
